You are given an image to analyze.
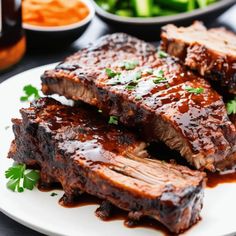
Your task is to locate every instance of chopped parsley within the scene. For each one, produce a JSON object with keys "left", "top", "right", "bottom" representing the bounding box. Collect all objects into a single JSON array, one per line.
[
  {"left": 153, "top": 77, "right": 168, "bottom": 84},
  {"left": 5, "top": 164, "right": 40, "bottom": 192},
  {"left": 124, "top": 71, "right": 142, "bottom": 90},
  {"left": 153, "top": 69, "right": 164, "bottom": 77},
  {"left": 157, "top": 50, "right": 168, "bottom": 58},
  {"left": 153, "top": 69, "right": 168, "bottom": 84},
  {"left": 50, "top": 192, "right": 58, "bottom": 197},
  {"left": 122, "top": 60, "right": 139, "bottom": 70},
  {"left": 125, "top": 84, "right": 137, "bottom": 90},
  {"left": 185, "top": 86, "right": 204, "bottom": 95},
  {"left": 20, "top": 85, "right": 40, "bottom": 102},
  {"left": 105, "top": 68, "right": 121, "bottom": 78},
  {"left": 226, "top": 99, "right": 236, "bottom": 115},
  {"left": 108, "top": 116, "right": 118, "bottom": 125},
  {"left": 134, "top": 71, "right": 142, "bottom": 80}
]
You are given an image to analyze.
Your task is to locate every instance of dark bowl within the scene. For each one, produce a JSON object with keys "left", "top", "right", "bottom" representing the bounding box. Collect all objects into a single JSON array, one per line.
[
  {"left": 23, "top": 0, "right": 95, "bottom": 49},
  {"left": 93, "top": 0, "right": 235, "bottom": 41}
]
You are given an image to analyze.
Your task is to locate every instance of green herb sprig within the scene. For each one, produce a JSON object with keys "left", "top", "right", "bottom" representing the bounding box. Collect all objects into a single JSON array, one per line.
[
  {"left": 157, "top": 50, "right": 168, "bottom": 58},
  {"left": 185, "top": 86, "right": 204, "bottom": 94},
  {"left": 20, "top": 85, "right": 40, "bottom": 102},
  {"left": 227, "top": 99, "right": 236, "bottom": 115},
  {"left": 153, "top": 69, "right": 168, "bottom": 84},
  {"left": 121, "top": 60, "right": 139, "bottom": 70},
  {"left": 5, "top": 164, "right": 40, "bottom": 192},
  {"left": 105, "top": 68, "right": 121, "bottom": 78},
  {"left": 125, "top": 71, "right": 142, "bottom": 90},
  {"left": 108, "top": 116, "right": 118, "bottom": 125}
]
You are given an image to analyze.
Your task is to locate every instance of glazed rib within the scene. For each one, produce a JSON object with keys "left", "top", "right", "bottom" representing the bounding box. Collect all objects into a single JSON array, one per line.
[
  {"left": 8, "top": 98, "right": 205, "bottom": 234},
  {"left": 161, "top": 21, "right": 236, "bottom": 94},
  {"left": 41, "top": 33, "right": 236, "bottom": 171}
]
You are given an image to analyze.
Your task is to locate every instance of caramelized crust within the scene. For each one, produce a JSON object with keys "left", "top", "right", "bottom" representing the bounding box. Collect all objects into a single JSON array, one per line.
[
  {"left": 41, "top": 33, "right": 236, "bottom": 171},
  {"left": 161, "top": 22, "right": 236, "bottom": 94},
  {"left": 8, "top": 98, "right": 206, "bottom": 234}
]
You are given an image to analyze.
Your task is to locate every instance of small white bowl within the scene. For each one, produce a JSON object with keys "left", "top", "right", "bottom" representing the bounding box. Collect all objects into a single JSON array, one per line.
[{"left": 23, "top": 0, "right": 95, "bottom": 48}]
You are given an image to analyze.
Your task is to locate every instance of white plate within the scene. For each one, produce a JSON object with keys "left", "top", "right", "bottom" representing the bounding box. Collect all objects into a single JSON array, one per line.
[{"left": 0, "top": 64, "right": 236, "bottom": 236}]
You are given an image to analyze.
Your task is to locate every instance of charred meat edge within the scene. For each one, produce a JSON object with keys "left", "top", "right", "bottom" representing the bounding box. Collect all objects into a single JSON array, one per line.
[
  {"left": 41, "top": 33, "right": 236, "bottom": 171},
  {"left": 8, "top": 98, "right": 206, "bottom": 234}
]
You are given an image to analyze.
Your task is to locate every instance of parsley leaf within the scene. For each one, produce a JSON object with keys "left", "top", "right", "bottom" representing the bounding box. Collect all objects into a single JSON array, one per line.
[
  {"left": 226, "top": 99, "right": 236, "bottom": 115},
  {"left": 125, "top": 71, "right": 142, "bottom": 90},
  {"left": 105, "top": 68, "right": 121, "bottom": 78},
  {"left": 108, "top": 116, "right": 118, "bottom": 125},
  {"left": 185, "top": 86, "right": 204, "bottom": 95},
  {"left": 153, "top": 69, "right": 168, "bottom": 84},
  {"left": 134, "top": 71, "right": 142, "bottom": 80},
  {"left": 5, "top": 164, "right": 40, "bottom": 192},
  {"left": 153, "top": 77, "right": 168, "bottom": 84},
  {"left": 157, "top": 50, "right": 168, "bottom": 58},
  {"left": 50, "top": 192, "right": 58, "bottom": 197},
  {"left": 20, "top": 85, "right": 40, "bottom": 102},
  {"left": 23, "top": 169, "right": 40, "bottom": 190},
  {"left": 125, "top": 84, "right": 136, "bottom": 90},
  {"left": 153, "top": 69, "right": 164, "bottom": 77},
  {"left": 122, "top": 60, "right": 139, "bottom": 70}
]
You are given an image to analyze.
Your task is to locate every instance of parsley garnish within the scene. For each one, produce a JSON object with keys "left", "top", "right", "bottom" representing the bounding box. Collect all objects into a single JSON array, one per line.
[
  {"left": 125, "top": 71, "right": 142, "bottom": 90},
  {"left": 20, "top": 85, "right": 40, "bottom": 102},
  {"left": 226, "top": 99, "right": 236, "bottom": 115},
  {"left": 153, "top": 77, "right": 168, "bottom": 84},
  {"left": 105, "top": 68, "right": 121, "bottom": 78},
  {"left": 134, "top": 71, "right": 142, "bottom": 80},
  {"left": 153, "top": 69, "right": 164, "bottom": 77},
  {"left": 122, "top": 60, "right": 139, "bottom": 70},
  {"left": 50, "top": 192, "right": 58, "bottom": 197},
  {"left": 5, "top": 164, "right": 40, "bottom": 192},
  {"left": 157, "top": 50, "right": 168, "bottom": 58},
  {"left": 153, "top": 69, "right": 168, "bottom": 84},
  {"left": 108, "top": 116, "right": 118, "bottom": 125},
  {"left": 125, "top": 84, "right": 136, "bottom": 90},
  {"left": 185, "top": 86, "right": 204, "bottom": 94}
]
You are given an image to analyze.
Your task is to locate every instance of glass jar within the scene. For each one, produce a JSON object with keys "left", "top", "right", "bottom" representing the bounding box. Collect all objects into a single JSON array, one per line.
[{"left": 0, "top": 0, "right": 26, "bottom": 71}]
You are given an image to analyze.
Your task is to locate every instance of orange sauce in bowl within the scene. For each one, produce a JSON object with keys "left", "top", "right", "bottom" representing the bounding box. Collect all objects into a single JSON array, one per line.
[{"left": 22, "top": 0, "right": 90, "bottom": 27}]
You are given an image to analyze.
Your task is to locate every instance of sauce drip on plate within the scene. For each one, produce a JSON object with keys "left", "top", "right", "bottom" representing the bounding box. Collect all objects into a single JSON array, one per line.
[{"left": 207, "top": 170, "right": 236, "bottom": 188}]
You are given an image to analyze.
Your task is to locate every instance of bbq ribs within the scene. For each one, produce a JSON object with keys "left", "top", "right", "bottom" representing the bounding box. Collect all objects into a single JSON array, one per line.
[
  {"left": 161, "top": 21, "right": 236, "bottom": 95},
  {"left": 41, "top": 33, "right": 236, "bottom": 171},
  {"left": 8, "top": 98, "right": 206, "bottom": 234}
]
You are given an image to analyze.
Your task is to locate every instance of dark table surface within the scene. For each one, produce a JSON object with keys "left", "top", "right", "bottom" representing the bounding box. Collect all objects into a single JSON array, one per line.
[{"left": 0, "top": 5, "right": 236, "bottom": 235}]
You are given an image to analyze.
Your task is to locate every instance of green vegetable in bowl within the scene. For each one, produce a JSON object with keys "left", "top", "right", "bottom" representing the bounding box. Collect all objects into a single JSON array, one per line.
[{"left": 95, "top": 0, "right": 218, "bottom": 17}]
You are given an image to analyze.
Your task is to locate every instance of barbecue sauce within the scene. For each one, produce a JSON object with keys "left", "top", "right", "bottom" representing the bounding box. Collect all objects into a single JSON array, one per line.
[
  {"left": 0, "top": 0, "right": 26, "bottom": 71},
  {"left": 59, "top": 193, "right": 170, "bottom": 236},
  {"left": 59, "top": 193, "right": 101, "bottom": 208},
  {"left": 207, "top": 170, "right": 236, "bottom": 188}
]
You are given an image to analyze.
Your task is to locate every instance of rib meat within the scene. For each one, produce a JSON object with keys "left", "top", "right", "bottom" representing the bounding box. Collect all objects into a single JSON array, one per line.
[
  {"left": 8, "top": 97, "right": 206, "bottom": 234},
  {"left": 161, "top": 21, "right": 236, "bottom": 94},
  {"left": 41, "top": 33, "right": 236, "bottom": 171}
]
